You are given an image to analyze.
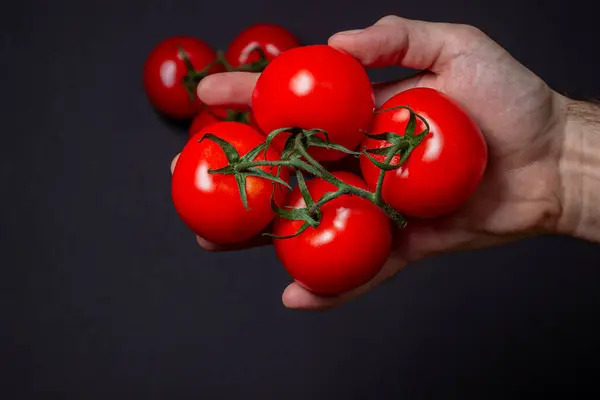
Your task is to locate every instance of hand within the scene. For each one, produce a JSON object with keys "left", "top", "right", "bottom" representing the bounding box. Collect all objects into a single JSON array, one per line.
[{"left": 172, "top": 16, "right": 573, "bottom": 310}]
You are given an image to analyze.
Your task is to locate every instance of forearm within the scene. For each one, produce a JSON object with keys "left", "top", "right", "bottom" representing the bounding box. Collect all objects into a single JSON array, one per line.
[{"left": 558, "top": 97, "right": 600, "bottom": 243}]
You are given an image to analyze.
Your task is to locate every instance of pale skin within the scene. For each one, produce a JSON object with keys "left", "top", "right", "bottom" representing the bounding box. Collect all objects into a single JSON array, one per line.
[{"left": 171, "top": 16, "right": 600, "bottom": 310}]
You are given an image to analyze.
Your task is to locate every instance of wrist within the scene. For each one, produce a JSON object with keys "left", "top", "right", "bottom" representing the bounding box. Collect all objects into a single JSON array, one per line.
[{"left": 556, "top": 95, "right": 600, "bottom": 242}]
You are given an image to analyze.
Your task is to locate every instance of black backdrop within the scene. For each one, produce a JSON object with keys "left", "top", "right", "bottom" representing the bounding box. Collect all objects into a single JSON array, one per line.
[{"left": 3, "top": 0, "right": 600, "bottom": 398}]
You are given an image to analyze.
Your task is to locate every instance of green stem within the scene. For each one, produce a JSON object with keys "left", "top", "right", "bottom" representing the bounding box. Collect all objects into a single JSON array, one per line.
[
  {"left": 216, "top": 50, "right": 234, "bottom": 72},
  {"left": 205, "top": 111, "right": 429, "bottom": 234},
  {"left": 290, "top": 130, "right": 406, "bottom": 226},
  {"left": 315, "top": 189, "right": 349, "bottom": 208},
  {"left": 316, "top": 173, "right": 406, "bottom": 226},
  {"left": 235, "top": 160, "right": 292, "bottom": 170},
  {"left": 216, "top": 48, "right": 269, "bottom": 73},
  {"left": 374, "top": 141, "right": 405, "bottom": 202}
]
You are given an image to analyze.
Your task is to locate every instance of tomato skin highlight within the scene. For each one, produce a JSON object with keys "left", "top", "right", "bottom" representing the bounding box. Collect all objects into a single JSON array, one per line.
[
  {"left": 188, "top": 106, "right": 260, "bottom": 138},
  {"left": 143, "top": 36, "right": 224, "bottom": 119},
  {"left": 251, "top": 45, "right": 375, "bottom": 161},
  {"left": 360, "top": 88, "right": 488, "bottom": 218},
  {"left": 225, "top": 23, "right": 300, "bottom": 68},
  {"left": 172, "top": 122, "right": 290, "bottom": 244},
  {"left": 273, "top": 172, "right": 392, "bottom": 295}
]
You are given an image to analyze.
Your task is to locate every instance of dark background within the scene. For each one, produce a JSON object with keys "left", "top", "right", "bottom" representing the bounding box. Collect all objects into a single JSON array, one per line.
[{"left": 3, "top": 0, "right": 600, "bottom": 398}]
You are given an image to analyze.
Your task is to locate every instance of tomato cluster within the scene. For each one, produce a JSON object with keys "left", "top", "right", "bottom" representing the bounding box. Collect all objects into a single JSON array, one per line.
[
  {"left": 167, "top": 35, "right": 488, "bottom": 297},
  {"left": 143, "top": 23, "right": 300, "bottom": 132}
]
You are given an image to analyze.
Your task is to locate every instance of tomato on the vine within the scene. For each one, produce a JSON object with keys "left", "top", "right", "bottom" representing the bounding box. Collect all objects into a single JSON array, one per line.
[
  {"left": 143, "top": 36, "right": 224, "bottom": 119},
  {"left": 272, "top": 171, "right": 392, "bottom": 295},
  {"left": 225, "top": 23, "right": 300, "bottom": 68},
  {"left": 172, "top": 121, "right": 290, "bottom": 244},
  {"left": 188, "top": 107, "right": 229, "bottom": 137},
  {"left": 188, "top": 106, "right": 260, "bottom": 138},
  {"left": 251, "top": 45, "right": 375, "bottom": 162},
  {"left": 360, "top": 88, "right": 488, "bottom": 218}
]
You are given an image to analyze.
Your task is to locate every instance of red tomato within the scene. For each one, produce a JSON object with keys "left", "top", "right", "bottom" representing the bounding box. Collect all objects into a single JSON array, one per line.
[
  {"left": 143, "top": 36, "right": 224, "bottom": 119},
  {"left": 172, "top": 122, "right": 290, "bottom": 244},
  {"left": 188, "top": 106, "right": 260, "bottom": 138},
  {"left": 225, "top": 23, "right": 300, "bottom": 68},
  {"left": 251, "top": 45, "right": 375, "bottom": 162},
  {"left": 360, "top": 88, "right": 488, "bottom": 218},
  {"left": 188, "top": 107, "right": 229, "bottom": 137},
  {"left": 272, "top": 171, "right": 392, "bottom": 295}
]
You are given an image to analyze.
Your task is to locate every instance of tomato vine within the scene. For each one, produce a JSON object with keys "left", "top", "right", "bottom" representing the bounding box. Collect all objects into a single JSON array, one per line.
[{"left": 196, "top": 106, "right": 430, "bottom": 238}]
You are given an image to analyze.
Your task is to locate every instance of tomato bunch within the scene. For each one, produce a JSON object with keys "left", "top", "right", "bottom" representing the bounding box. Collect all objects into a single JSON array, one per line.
[
  {"left": 168, "top": 38, "right": 488, "bottom": 297},
  {"left": 143, "top": 23, "right": 300, "bottom": 132}
]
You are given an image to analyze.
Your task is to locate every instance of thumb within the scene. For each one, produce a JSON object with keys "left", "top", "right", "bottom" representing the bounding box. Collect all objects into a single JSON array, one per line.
[{"left": 328, "top": 15, "right": 486, "bottom": 73}]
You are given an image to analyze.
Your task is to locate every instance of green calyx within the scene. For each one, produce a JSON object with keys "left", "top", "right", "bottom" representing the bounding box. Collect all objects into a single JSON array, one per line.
[
  {"left": 178, "top": 46, "right": 221, "bottom": 102},
  {"left": 178, "top": 45, "right": 271, "bottom": 105},
  {"left": 198, "top": 134, "right": 291, "bottom": 210},
  {"left": 365, "top": 105, "right": 431, "bottom": 203},
  {"left": 197, "top": 106, "right": 430, "bottom": 239},
  {"left": 217, "top": 47, "right": 270, "bottom": 73}
]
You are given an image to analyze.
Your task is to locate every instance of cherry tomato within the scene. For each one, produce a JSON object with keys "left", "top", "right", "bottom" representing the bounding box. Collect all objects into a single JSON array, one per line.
[
  {"left": 360, "top": 88, "right": 488, "bottom": 218},
  {"left": 172, "top": 122, "right": 290, "bottom": 244},
  {"left": 188, "top": 106, "right": 260, "bottom": 138},
  {"left": 225, "top": 23, "right": 300, "bottom": 68},
  {"left": 272, "top": 171, "right": 392, "bottom": 295},
  {"left": 251, "top": 45, "right": 375, "bottom": 162},
  {"left": 143, "top": 36, "right": 224, "bottom": 119},
  {"left": 188, "top": 107, "right": 228, "bottom": 137}
]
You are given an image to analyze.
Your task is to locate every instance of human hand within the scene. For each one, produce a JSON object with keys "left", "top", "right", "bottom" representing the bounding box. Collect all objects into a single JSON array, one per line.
[{"left": 172, "top": 16, "right": 584, "bottom": 310}]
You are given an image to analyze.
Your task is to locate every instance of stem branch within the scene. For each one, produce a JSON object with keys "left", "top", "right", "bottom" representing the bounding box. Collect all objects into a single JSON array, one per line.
[{"left": 203, "top": 106, "right": 429, "bottom": 236}]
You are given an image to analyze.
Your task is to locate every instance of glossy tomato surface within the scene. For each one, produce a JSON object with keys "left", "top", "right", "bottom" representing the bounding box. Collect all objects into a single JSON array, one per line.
[
  {"left": 188, "top": 106, "right": 260, "bottom": 138},
  {"left": 360, "top": 88, "right": 488, "bottom": 218},
  {"left": 225, "top": 23, "right": 300, "bottom": 68},
  {"left": 172, "top": 122, "right": 289, "bottom": 244},
  {"left": 273, "top": 171, "right": 392, "bottom": 295},
  {"left": 143, "top": 36, "right": 224, "bottom": 119},
  {"left": 251, "top": 45, "right": 375, "bottom": 162}
]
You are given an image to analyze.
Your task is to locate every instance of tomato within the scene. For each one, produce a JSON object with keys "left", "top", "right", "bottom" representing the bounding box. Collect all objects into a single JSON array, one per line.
[
  {"left": 360, "top": 88, "right": 488, "bottom": 219},
  {"left": 251, "top": 45, "right": 375, "bottom": 162},
  {"left": 188, "top": 106, "right": 260, "bottom": 138},
  {"left": 143, "top": 36, "right": 224, "bottom": 119},
  {"left": 225, "top": 23, "right": 300, "bottom": 68},
  {"left": 272, "top": 171, "right": 392, "bottom": 295},
  {"left": 188, "top": 107, "right": 229, "bottom": 137},
  {"left": 172, "top": 122, "right": 290, "bottom": 244}
]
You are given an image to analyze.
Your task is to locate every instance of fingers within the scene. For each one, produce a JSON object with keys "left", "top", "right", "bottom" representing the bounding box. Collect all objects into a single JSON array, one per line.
[
  {"left": 170, "top": 153, "right": 180, "bottom": 174},
  {"left": 329, "top": 15, "right": 486, "bottom": 73},
  {"left": 197, "top": 72, "right": 260, "bottom": 107},
  {"left": 281, "top": 252, "right": 407, "bottom": 310}
]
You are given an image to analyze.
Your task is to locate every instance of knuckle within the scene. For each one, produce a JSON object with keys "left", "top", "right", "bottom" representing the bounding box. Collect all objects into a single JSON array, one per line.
[
  {"left": 375, "top": 15, "right": 402, "bottom": 26},
  {"left": 443, "top": 23, "right": 490, "bottom": 55},
  {"left": 454, "top": 24, "right": 486, "bottom": 41}
]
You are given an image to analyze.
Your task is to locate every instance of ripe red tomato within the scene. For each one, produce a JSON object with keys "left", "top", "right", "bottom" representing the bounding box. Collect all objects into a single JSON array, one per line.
[
  {"left": 272, "top": 171, "right": 392, "bottom": 295},
  {"left": 188, "top": 106, "right": 260, "bottom": 138},
  {"left": 143, "top": 36, "right": 224, "bottom": 119},
  {"left": 225, "top": 23, "right": 300, "bottom": 68},
  {"left": 188, "top": 107, "right": 228, "bottom": 137},
  {"left": 172, "top": 122, "right": 290, "bottom": 244},
  {"left": 360, "top": 88, "right": 488, "bottom": 219},
  {"left": 251, "top": 45, "right": 375, "bottom": 162}
]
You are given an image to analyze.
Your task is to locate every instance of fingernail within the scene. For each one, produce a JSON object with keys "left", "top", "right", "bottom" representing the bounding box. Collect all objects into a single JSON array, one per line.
[
  {"left": 334, "top": 29, "right": 364, "bottom": 36},
  {"left": 196, "top": 78, "right": 211, "bottom": 97}
]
